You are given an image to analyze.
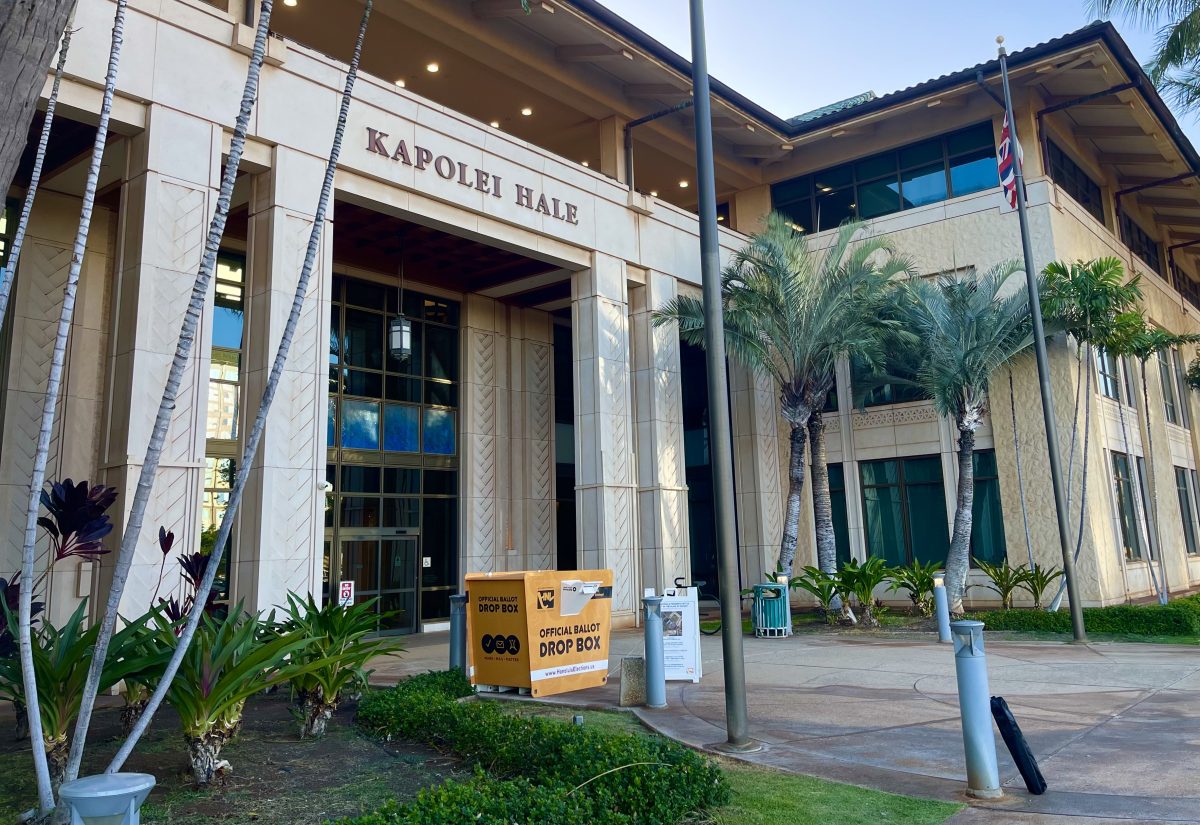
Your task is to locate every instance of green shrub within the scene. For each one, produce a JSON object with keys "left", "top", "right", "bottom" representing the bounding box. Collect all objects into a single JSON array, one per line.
[
  {"left": 972, "top": 600, "right": 1200, "bottom": 636},
  {"left": 352, "top": 671, "right": 729, "bottom": 825}
]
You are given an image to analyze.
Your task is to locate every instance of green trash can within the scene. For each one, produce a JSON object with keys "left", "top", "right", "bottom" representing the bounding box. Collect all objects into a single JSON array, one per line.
[{"left": 752, "top": 583, "right": 791, "bottom": 638}]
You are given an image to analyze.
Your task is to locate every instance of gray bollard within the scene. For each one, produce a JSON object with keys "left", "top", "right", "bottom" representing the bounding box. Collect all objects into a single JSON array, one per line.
[
  {"left": 951, "top": 620, "right": 1002, "bottom": 799},
  {"left": 449, "top": 594, "right": 467, "bottom": 672},
  {"left": 933, "top": 571, "right": 952, "bottom": 644},
  {"left": 643, "top": 595, "right": 667, "bottom": 709}
]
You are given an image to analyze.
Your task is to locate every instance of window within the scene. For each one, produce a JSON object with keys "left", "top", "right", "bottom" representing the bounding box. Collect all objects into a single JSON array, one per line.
[
  {"left": 1173, "top": 349, "right": 1191, "bottom": 428},
  {"left": 771, "top": 122, "right": 996, "bottom": 233},
  {"left": 1135, "top": 456, "right": 1156, "bottom": 560},
  {"left": 860, "top": 455, "right": 949, "bottom": 566},
  {"left": 1095, "top": 348, "right": 1125, "bottom": 402},
  {"left": 207, "top": 253, "right": 245, "bottom": 442},
  {"left": 970, "top": 450, "right": 1007, "bottom": 565},
  {"left": 1160, "top": 349, "right": 1181, "bottom": 425},
  {"left": 1047, "top": 141, "right": 1104, "bottom": 224},
  {"left": 1120, "top": 213, "right": 1162, "bottom": 275},
  {"left": 1111, "top": 452, "right": 1143, "bottom": 560},
  {"left": 716, "top": 202, "right": 731, "bottom": 225},
  {"left": 851, "top": 357, "right": 925, "bottom": 407},
  {"left": 1175, "top": 467, "right": 1199, "bottom": 555},
  {"left": 827, "top": 463, "right": 852, "bottom": 567}
]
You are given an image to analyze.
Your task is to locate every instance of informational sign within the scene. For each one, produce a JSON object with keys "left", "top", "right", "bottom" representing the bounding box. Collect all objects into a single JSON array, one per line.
[
  {"left": 660, "top": 586, "right": 702, "bottom": 683},
  {"left": 465, "top": 569, "right": 614, "bottom": 697},
  {"left": 337, "top": 580, "right": 354, "bottom": 608}
]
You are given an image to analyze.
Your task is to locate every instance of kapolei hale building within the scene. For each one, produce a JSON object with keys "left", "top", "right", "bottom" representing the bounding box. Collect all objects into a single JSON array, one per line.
[{"left": 6, "top": 0, "right": 1200, "bottom": 631}]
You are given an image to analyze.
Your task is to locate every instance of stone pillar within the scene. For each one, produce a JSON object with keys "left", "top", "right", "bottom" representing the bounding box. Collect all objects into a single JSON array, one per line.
[
  {"left": 0, "top": 191, "right": 115, "bottom": 624},
  {"left": 572, "top": 253, "right": 637, "bottom": 620},
  {"left": 461, "top": 295, "right": 509, "bottom": 575},
  {"left": 630, "top": 272, "right": 689, "bottom": 592},
  {"left": 508, "top": 308, "right": 555, "bottom": 571},
  {"left": 102, "top": 106, "right": 221, "bottom": 615},
  {"left": 235, "top": 146, "right": 331, "bottom": 610},
  {"left": 732, "top": 185, "right": 771, "bottom": 234},
  {"left": 730, "top": 361, "right": 786, "bottom": 585},
  {"left": 598, "top": 115, "right": 628, "bottom": 183}
]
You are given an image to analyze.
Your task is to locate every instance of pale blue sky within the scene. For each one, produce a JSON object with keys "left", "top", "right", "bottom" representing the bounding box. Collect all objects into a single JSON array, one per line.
[{"left": 595, "top": 0, "right": 1199, "bottom": 145}]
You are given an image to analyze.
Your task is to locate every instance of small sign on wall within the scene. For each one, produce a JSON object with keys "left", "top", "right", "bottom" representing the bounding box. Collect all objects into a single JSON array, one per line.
[{"left": 338, "top": 580, "right": 355, "bottom": 607}]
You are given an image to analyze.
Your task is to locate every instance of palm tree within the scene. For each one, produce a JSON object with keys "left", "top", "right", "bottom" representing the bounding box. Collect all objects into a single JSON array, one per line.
[
  {"left": 106, "top": 0, "right": 374, "bottom": 772},
  {"left": 891, "top": 261, "right": 1035, "bottom": 613},
  {"left": 653, "top": 213, "right": 911, "bottom": 578},
  {"left": 64, "top": 0, "right": 277, "bottom": 785},
  {"left": 1094, "top": 1, "right": 1200, "bottom": 110},
  {"left": 16, "top": 1, "right": 127, "bottom": 815}
]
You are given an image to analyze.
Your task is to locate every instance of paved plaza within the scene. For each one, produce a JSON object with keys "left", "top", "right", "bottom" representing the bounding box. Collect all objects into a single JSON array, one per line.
[{"left": 377, "top": 630, "right": 1200, "bottom": 824}]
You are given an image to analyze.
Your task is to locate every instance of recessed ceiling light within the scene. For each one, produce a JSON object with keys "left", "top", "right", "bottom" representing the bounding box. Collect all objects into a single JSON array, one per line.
[
  {"left": 581, "top": 160, "right": 589, "bottom": 167},
  {"left": 521, "top": 107, "right": 533, "bottom": 116},
  {"left": 717, "top": 215, "right": 725, "bottom": 221},
  {"left": 490, "top": 120, "right": 500, "bottom": 128},
  {"left": 394, "top": 78, "right": 406, "bottom": 88},
  {"left": 650, "top": 190, "right": 658, "bottom": 197},
  {"left": 426, "top": 62, "right": 439, "bottom": 73},
  {"left": 283, "top": 0, "right": 297, "bottom": 6},
  {"left": 678, "top": 180, "right": 689, "bottom": 188}
]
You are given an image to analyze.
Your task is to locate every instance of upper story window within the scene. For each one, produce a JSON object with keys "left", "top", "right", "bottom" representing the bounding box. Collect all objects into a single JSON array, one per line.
[
  {"left": 770, "top": 122, "right": 997, "bottom": 233},
  {"left": 1095, "top": 347, "right": 1136, "bottom": 404},
  {"left": 207, "top": 253, "right": 245, "bottom": 443},
  {"left": 1159, "top": 348, "right": 1190, "bottom": 428},
  {"left": 1047, "top": 141, "right": 1105, "bottom": 224},
  {"left": 1120, "top": 213, "right": 1163, "bottom": 275}
]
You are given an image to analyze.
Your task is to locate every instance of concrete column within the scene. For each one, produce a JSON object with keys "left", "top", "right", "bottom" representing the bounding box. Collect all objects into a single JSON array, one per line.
[
  {"left": 101, "top": 105, "right": 222, "bottom": 616},
  {"left": 598, "top": 115, "right": 628, "bottom": 183},
  {"left": 508, "top": 307, "right": 555, "bottom": 571},
  {"left": 0, "top": 191, "right": 115, "bottom": 624},
  {"left": 235, "top": 146, "right": 331, "bottom": 611},
  {"left": 630, "top": 272, "right": 690, "bottom": 591},
  {"left": 572, "top": 253, "right": 637, "bottom": 620},
  {"left": 732, "top": 185, "right": 770, "bottom": 234},
  {"left": 730, "top": 361, "right": 786, "bottom": 585},
  {"left": 461, "top": 295, "right": 509, "bottom": 575}
]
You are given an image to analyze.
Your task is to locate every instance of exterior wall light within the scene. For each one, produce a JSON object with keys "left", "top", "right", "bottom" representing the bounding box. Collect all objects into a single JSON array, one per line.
[{"left": 58, "top": 773, "right": 156, "bottom": 824}]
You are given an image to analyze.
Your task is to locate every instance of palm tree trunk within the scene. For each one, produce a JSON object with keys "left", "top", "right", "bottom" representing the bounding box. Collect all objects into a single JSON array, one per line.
[
  {"left": 0, "top": 0, "right": 76, "bottom": 196},
  {"left": 107, "top": 0, "right": 372, "bottom": 773},
  {"left": 66, "top": 0, "right": 277, "bottom": 784},
  {"left": 946, "top": 423, "right": 977, "bottom": 614},
  {"left": 1141, "top": 366, "right": 1169, "bottom": 605},
  {"left": 779, "top": 422, "right": 808, "bottom": 577},
  {"left": 1073, "top": 343, "right": 1094, "bottom": 560},
  {"left": 300, "top": 692, "right": 336, "bottom": 739},
  {"left": 1008, "top": 369, "right": 1035, "bottom": 569},
  {"left": 0, "top": 13, "right": 75, "bottom": 333},
  {"left": 808, "top": 409, "right": 836, "bottom": 574},
  {"left": 186, "top": 731, "right": 231, "bottom": 786},
  {"left": 18, "top": 2, "right": 127, "bottom": 813},
  {"left": 1065, "top": 343, "right": 1085, "bottom": 516}
]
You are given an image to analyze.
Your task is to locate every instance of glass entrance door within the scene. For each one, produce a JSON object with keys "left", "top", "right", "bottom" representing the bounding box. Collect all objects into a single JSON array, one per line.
[{"left": 339, "top": 533, "right": 419, "bottom": 634}]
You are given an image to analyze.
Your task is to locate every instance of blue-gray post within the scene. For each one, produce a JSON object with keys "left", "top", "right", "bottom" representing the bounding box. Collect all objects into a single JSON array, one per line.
[
  {"left": 951, "top": 620, "right": 1001, "bottom": 799},
  {"left": 643, "top": 595, "right": 667, "bottom": 708},
  {"left": 449, "top": 594, "right": 467, "bottom": 672},
  {"left": 933, "top": 572, "right": 952, "bottom": 644}
]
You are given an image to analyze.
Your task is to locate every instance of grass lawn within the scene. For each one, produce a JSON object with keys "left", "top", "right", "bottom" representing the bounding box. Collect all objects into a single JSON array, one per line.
[{"left": 495, "top": 701, "right": 962, "bottom": 825}]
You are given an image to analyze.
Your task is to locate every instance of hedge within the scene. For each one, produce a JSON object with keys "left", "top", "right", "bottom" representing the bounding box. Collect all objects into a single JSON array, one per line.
[
  {"left": 343, "top": 670, "right": 729, "bottom": 825},
  {"left": 972, "top": 596, "right": 1200, "bottom": 636}
]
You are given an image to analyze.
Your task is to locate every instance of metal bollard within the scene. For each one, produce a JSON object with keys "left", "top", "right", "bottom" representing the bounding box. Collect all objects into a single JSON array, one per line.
[
  {"left": 951, "top": 620, "right": 1002, "bottom": 799},
  {"left": 933, "top": 571, "right": 952, "bottom": 644},
  {"left": 642, "top": 595, "right": 667, "bottom": 708},
  {"left": 449, "top": 594, "right": 467, "bottom": 672}
]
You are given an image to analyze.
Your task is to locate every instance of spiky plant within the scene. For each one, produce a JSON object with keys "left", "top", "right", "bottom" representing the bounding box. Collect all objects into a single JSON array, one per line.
[
  {"left": 833, "top": 558, "right": 891, "bottom": 627},
  {"left": 973, "top": 558, "right": 1030, "bottom": 610},
  {"left": 788, "top": 567, "right": 840, "bottom": 624},
  {"left": 1019, "top": 564, "right": 1064, "bottom": 610},
  {"left": 653, "top": 213, "right": 911, "bottom": 577},
  {"left": 886, "top": 559, "right": 941, "bottom": 617},
  {"left": 890, "top": 261, "right": 1036, "bottom": 613}
]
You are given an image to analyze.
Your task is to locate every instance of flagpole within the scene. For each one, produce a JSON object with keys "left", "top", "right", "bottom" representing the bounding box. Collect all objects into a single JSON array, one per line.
[{"left": 998, "top": 37, "right": 1088, "bottom": 643}]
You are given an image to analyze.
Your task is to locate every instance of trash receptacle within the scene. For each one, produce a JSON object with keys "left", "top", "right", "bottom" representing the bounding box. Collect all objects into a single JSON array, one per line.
[
  {"left": 465, "top": 569, "right": 614, "bottom": 697},
  {"left": 752, "top": 583, "right": 791, "bottom": 637}
]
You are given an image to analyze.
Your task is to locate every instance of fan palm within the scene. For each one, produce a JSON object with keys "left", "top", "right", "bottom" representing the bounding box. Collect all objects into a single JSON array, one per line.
[
  {"left": 653, "top": 213, "right": 911, "bottom": 577},
  {"left": 1093, "top": 1, "right": 1200, "bottom": 110},
  {"left": 891, "top": 261, "right": 1035, "bottom": 612}
]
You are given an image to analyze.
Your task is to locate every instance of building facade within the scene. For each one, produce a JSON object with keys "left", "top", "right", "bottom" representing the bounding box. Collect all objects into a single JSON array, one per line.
[{"left": 5, "top": 0, "right": 1200, "bottom": 631}]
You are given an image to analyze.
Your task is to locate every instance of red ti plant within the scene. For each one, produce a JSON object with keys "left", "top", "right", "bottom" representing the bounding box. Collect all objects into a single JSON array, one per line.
[{"left": 38, "top": 479, "right": 118, "bottom": 566}]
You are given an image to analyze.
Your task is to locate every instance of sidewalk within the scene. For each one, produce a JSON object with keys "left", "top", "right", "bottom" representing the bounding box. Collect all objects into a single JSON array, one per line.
[{"left": 373, "top": 629, "right": 1200, "bottom": 823}]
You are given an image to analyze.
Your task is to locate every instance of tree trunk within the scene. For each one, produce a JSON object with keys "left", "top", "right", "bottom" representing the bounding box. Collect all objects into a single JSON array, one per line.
[
  {"left": 1141, "top": 367, "right": 1170, "bottom": 605},
  {"left": 0, "top": 0, "right": 76, "bottom": 197},
  {"left": 75, "top": 0, "right": 278, "bottom": 782},
  {"left": 108, "top": 0, "right": 375, "bottom": 774},
  {"left": 0, "top": 12, "right": 75, "bottom": 334},
  {"left": 778, "top": 423, "right": 808, "bottom": 577},
  {"left": 945, "top": 423, "right": 977, "bottom": 614},
  {"left": 1065, "top": 343, "right": 1085, "bottom": 514},
  {"left": 1072, "top": 343, "right": 1094, "bottom": 564},
  {"left": 120, "top": 698, "right": 147, "bottom": 737},
  {"left": 301, "top": 693, "right": 336, "bottom": 739},
  {"left": 1008, "top": 369, "right": 1035, "bottom": 569},
  {"left": 808, "top": 409, "right": 836, "bottom": 575},
  {"left": 186, "top": 732, "right": 231, "bottom": 786},
  {"left": 14, "top": 700, "right": 28, "bottom": 741},
  {"left": 21, "top": 2, "right": 127, "bottom": 811},
  {"left": 45, "top": 733, "right": 68, "bottom": 796}
]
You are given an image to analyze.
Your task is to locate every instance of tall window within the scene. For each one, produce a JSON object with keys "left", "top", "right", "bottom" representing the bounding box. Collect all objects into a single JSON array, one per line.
[
  {"left": 1160, "top": 349, "right": 1181, "bottom": 425},
  {"left": 970, "top": 450, "right": 1007, "bottom": 565},
  {"left": 771, "top": 122, "right": 997, "bottom": 233},
  {"left": 1120, "top": 213, "right": 1163, "bottom": 275},
  {"left": 1095, "top": 348, "right": 1125, "bottom": 402},
  {"left": 860, "top": 455, "right": 949, "bottom": 566},
  {"left": 1135, "top": 456, "right": 1156, "bottom": 560},
  {"left": 1047, "top": 141, "right": 1105, "bottom": 224},
  {"left": 1111, "top": 451, "right": 1143, "bottom": 561},
  {"left": 1174, "top": 467, "right": 1199, "bottom": 556},
  {"left": 827, "top": 462, "right": 852, "bottom": 567}
]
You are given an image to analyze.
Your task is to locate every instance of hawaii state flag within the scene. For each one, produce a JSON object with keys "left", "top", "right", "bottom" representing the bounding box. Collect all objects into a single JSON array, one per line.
[{"left": 997, "top": 111, "right": 1023, "bottom": 208}]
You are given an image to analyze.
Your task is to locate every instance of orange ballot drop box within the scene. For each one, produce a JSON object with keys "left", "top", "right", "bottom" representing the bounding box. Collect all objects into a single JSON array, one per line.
[{"left": 465, "top": 569, "right": 613, "bottom": 697}]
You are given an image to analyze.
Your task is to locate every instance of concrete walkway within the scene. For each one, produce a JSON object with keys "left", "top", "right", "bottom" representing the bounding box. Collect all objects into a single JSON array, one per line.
[{"left": 375, "top": 630, "right": 1200, "bottom": 823}]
